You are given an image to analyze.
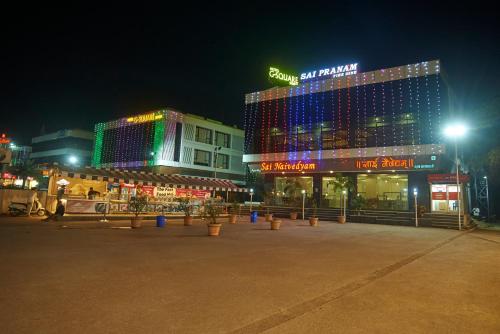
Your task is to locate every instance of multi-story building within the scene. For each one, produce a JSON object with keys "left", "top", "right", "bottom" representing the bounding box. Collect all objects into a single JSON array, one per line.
[
  {"left": 10, "top": 144, "right": 32, "bottom": 166},
  {"left": 91, "top": 108, "right": 245, "bottom": 185},
  {"left": 243, "top": 60, "right": 466, "bottom": 214},
  {"left": 30, "top": 129, "right": 94, "bottom": 166}
]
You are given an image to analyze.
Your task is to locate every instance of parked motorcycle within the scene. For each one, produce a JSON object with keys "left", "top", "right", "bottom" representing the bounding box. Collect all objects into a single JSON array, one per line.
[{"left": 8, "top": 200, "right": 46, "bottom": 217}]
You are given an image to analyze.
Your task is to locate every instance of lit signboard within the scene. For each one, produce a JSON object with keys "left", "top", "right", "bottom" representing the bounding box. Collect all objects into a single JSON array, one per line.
[
  {"left": 126, "top": 113, "right": 163, "bottom": 124},
  {"left": 355, "top": 157, "right": 414, "bottom": 170},
  {"left": 300, "top": 63, "right": 358, "bottom": 81},
  {"left": 261, "top": 161, "right": 317, "bottom": 172},
  {"left": 269, "top": 67, "right": 299, "bottom": 86}
]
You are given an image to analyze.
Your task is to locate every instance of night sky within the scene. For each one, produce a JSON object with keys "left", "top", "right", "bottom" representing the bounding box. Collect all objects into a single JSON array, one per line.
[{"left": 1, "top": 2, "right": 499, "bottom": 146}]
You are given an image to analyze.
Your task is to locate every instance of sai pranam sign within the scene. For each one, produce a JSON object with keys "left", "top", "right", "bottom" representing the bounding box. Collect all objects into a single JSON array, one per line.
[{"left": 301, "top": 63, "right": 358, "bottom": 81}]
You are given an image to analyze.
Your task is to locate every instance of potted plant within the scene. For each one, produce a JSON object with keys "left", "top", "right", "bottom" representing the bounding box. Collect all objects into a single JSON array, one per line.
[
  {"left": 178, "top": 198, "right": 193, "bottom": 226},
  {"left": 351, "top": 194, "right": 367, "bottom": 216},
  {"left": 263, "top": 192, "right": 273, "bottom": 222},
  {"left": 271, "top": 217, "right": 282, "bottom": 230},
  {"left": 202, "top": 199, "right": 224, "bottom": 236},
  {"left": 129, "top": 195, "right": 148, "bottom": 228},
  {"left": 309, "top": 199, "right": 319, "bottom": 227},
  {"left": 229, "top": 201, "right": 240, "bottom": 224},
  {"left": 328, "top": 174, "right": 355, "bottom": 224}
]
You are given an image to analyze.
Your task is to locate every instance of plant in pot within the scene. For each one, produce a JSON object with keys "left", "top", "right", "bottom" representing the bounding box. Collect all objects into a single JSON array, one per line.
[
  {"left": 178, "top": 197, "right": 193, "bottom": 226},
  {"left": 309, "top": 199, "right": 319, "bottom": 226},
  {"left": 229, "top": 200, "right": 240, "bottom": 224},
  {"left": 129, "top": 195, "right": 148, "bottom": 228},
  {"left": 263, "top": 192, "right": 273, "bottom": 222},
  {"left": 351, "top": 194, "right": 367, "bottom": 216},
  {"left": 328, "top": 174, "right": 355, "bottom": 224},
  {"left": 283, "top": 181, "right": 300, "bottom": 220},
  {"left": 202, "top": 199, "right": 224, "bottom": 236}
]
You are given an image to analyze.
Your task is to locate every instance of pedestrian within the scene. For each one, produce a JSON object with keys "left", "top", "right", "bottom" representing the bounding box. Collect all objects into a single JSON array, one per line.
[
  {"left": 42, "top": 200, "right": 65, "bottom": 222},
  {"left": 57, "top": 185, "right": 66, "bottom": 200}
]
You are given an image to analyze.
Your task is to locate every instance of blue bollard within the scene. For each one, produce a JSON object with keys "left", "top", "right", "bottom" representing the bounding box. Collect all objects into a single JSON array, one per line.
[
  {"left": 250, "top": 211, "right": 258, "bottom": 223},
  {"left": 156, "top": 215, "right": 166, "bottom": 227}
]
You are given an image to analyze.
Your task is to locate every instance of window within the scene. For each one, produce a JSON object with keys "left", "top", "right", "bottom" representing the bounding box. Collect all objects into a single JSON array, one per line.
[
  {"left": 195, "top": 127, "right": 212, "bottom": 144},
  {"left": 357, "top": 174, "right": 408, "bottom": 210},
  {"left": 274, "top": 177, "right": 313, "bottom": 206},
  {"left": 215, "top": 153, "right": 229, "bottom": 169},
  {"left": 322, "top": 177, "right": 343, "bottom": 208},
  {"left": 193, "top": 149, "right": 211, "bottom": 166},
  {"left": 215, "top": 131, "right": 231, "bottom": 148}
]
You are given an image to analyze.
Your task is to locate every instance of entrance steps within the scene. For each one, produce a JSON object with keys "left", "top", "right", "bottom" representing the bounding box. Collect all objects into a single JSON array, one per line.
[{"left": 239, "top": 206, "right": 474, "bottom": 230}]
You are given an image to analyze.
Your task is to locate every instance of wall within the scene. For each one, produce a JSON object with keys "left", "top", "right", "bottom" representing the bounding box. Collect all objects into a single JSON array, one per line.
[{"left": 0, "top": 189, "right": 47, "bottom": 214}]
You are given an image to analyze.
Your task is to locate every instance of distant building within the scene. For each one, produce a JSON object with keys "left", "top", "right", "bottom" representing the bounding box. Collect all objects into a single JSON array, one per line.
[
  {"left": 10, "top": 144, "right": 32, "bottom": 166},
  {"left": 92, "top": 109, "right": 245, "bottom": 184},
  {"left": 30, "top": 129, "right": 94, "bottom": 166}
]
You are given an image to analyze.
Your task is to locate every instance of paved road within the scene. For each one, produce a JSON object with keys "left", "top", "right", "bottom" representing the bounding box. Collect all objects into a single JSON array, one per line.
[{"left": 0, "top": 216, "right": 499, "bottom": 333}]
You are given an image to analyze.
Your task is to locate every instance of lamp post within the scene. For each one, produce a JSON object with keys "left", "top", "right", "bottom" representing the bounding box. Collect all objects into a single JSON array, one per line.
[
  {"left": 213, "top": 146, "right": 222, "bottom": 198},
  {"left": 301, "top": 189, "right": 306, "bottom": 222},
  {"left": 249, "top": 188, "right": 254, "bottom": 213},
  {"left": 484, "top": 176, "right": 490, "bottom": 220},
  {"left": 342, "top": 190, "right": 347, "bottom": 220},
  {"left": 444, "top": 124, "right": 467, "bottom": 230},
  {"left": 413, "top": 188, "right": 418, "bottom": 227}
]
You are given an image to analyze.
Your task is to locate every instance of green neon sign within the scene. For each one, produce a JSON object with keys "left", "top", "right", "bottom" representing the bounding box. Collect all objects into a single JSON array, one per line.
[{"left": 269, "top": 67, "right": 299, "bottom": 86}]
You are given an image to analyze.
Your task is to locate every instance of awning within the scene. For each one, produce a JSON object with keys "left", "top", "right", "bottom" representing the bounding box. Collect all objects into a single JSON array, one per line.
[{"left": 54, "top": 166, "right": 248, "bottom": 192}]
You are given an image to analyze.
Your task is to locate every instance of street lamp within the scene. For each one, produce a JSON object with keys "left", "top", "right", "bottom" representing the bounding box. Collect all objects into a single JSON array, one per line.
[
  {"left": 68, "top": 156, "right": 78, "bottom": 165},
  {"left": 213, "top": 146, "right": 222, "bottom": 197},
  {"left": 249, "top": 188, "right": 254, "bottom": 212},
  {"left": 301, "top": 189, "right": 306, "bottom": 222},
  {"left": 342, "top": 190, "right": 347, "bottom": 220},
  {"left": 413, "top": 188, "right": 418, "bottom": 227},
  {"left": 443, "top": 123, "right": 467, "bottom": 230}
]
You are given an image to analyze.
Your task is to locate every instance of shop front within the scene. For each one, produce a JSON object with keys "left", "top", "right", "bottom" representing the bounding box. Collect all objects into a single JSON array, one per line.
[
  {"left": 428, "top": 174, "right": 470, "bottom": 214},
  {"left": 47, "top": 166, "right": 247, "bottom": 214},
  {"left": 252, "top": 149, "right": 442, "bottom": 212}
]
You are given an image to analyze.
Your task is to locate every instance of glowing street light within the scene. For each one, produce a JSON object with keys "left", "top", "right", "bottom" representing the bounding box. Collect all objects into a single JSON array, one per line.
[
  {"left": 443, "top": 123, "right": 467, "bottom": 230},
  {"left": 68, "top": 156, "right": 78, "bottom": 165}
]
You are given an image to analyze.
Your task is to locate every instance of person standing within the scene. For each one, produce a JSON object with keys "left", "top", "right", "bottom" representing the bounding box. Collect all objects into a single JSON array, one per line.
[{"left": 57, "top": 185, "right": 66, "bottom": 200}]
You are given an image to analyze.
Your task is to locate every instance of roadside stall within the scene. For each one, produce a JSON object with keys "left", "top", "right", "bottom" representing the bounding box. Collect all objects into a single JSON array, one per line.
[{"left": 46, "top": 165, "right": 247, "bottom": 215}]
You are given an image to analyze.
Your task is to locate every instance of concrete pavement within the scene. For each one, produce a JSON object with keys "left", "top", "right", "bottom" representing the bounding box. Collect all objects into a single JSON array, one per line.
[{"left": 0, "top": 216, "right": 499, "bottom": 333}]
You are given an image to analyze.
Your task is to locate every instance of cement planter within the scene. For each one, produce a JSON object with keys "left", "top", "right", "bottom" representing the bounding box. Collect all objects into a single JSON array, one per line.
[
  {"left": 271, "top": 219, "right": 282, "bottom": 230},
  {"left": 309, "top": 217, "right": 319, "bottom": 226},
  {"left": 265, "top": 213, "right": 273, "bottom": 222},
  {"left": 184, "top": 216, "right": 193, "bottom": 226},
  {"left": 229, "top": 214, "right": 237, "bottom": 224},
  {"left": 290, "top": 212, "right": 298, "bottom": 220},
  {"left": 338, "top": 216, "right": 346, "bottom": 224},
  {"left": 207, "top": 223, "right": 222, "bottom": 236},
  {"left": 131, "top": 217, "right": 143, "bottom": 228}
]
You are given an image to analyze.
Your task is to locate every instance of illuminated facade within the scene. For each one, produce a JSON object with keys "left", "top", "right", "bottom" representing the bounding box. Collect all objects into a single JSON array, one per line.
[
  {"left": 92, "top": 109, "right": 246, "bottom": 184},
  {"left": 244, "top": 60, "right": 466, "bottom": 213}
]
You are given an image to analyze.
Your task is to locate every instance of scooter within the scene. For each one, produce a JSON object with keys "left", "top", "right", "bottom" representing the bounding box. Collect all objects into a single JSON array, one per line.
[{"left": 8, "top": 199, "right": 46, "bottom": 217}]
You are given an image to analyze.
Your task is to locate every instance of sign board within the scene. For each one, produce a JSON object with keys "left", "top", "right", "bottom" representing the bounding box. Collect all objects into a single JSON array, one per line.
[
  {"left": 156, "top": 186, "right": 176, "bottom": 199},
  {"left": 254, "top": 155, "right": 440, "bottom": 173},
  {"left": 66, "top": 199, "right": 108, "bottom": 213},
  {"left": 300, "top": 63, "right": 358, "bottom": 81},
  {"left": 427, "top": 174, "right": 470, "bottom": 183},
  {"left": 269, "top": 67, "right": 299, "bottom": 86},
  {"left": 126, "top": 112, "right": 163, "bottom": 124}
]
